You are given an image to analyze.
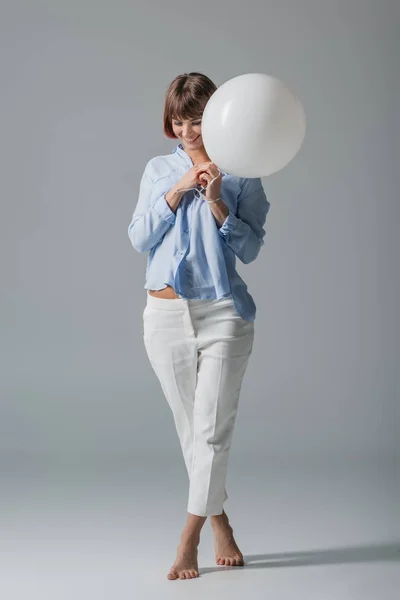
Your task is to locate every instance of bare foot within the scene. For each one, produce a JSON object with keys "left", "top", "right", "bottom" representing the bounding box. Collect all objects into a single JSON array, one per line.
[
  {"left": 211, "top": 511, "right": 244, "bottom": 566},
  {"left": 167, "top": 535, "right": 200, "bottom": 580}
]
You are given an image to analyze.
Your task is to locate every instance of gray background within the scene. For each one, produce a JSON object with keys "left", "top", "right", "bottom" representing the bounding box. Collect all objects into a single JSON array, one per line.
[{"left": 1, "top": 1, "right": 399, "bottom": 598}]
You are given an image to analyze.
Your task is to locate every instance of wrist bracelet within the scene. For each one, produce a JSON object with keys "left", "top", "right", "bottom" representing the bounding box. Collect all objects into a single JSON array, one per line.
[{"left": 206, "top": 197, "right": 221, "bottom": 204}]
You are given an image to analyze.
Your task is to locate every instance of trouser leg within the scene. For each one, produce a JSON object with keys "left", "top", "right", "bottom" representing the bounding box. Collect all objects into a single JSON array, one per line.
[
  {"left": 187, "top": 299, "right": 254, "bottom": 517},
  {"left": 142, "top": 300, "right": 197, "bottom": 478}
]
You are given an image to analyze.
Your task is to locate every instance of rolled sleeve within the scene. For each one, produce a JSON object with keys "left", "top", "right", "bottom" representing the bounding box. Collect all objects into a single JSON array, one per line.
[
  {"left": 217, "top": 178, "right": 270, "bottom": 264},
  {"left": 218, "top": 210, "right": 239, "bottom": 236},
  {"left": 153, "top": 194, "right": 176, "bottom": 225}
]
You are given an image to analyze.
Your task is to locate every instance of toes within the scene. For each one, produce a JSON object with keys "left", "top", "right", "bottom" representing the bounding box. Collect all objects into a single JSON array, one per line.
[
  {"left": 174, "top": 567, "right": 199, "bottom": 579},
  {"left": 216, "top": 556, "right": 244, "bottom": 567},
  {"left": 181, "top": 570, "right": 192, "bottom": 579},
  {"left": 167, "top": 571, "right": 178, "bottom": 580}
]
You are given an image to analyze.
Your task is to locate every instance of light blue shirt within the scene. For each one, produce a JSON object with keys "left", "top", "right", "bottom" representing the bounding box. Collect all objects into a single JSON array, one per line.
[{"left": 128, "top": 143, "right": 271, "bottom": 321}]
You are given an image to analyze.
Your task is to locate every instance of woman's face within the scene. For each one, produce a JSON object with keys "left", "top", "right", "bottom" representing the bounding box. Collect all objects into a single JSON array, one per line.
[{"left": 171, "top": 115, "right": 204, "bottom": 150}]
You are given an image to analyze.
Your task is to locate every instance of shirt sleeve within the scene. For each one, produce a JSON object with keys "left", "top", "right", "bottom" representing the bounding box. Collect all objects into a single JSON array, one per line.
[
  {"left": 127, "top": 165, "right": 176, "bottom": 253},
  {"left": 218, "top": 177, "right": 271, "bottom": 264}
]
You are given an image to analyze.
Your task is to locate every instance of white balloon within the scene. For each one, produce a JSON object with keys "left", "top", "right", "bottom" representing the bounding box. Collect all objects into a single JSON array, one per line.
[{"left": 201, "top": 73, "right": 306, "bottom": 178}]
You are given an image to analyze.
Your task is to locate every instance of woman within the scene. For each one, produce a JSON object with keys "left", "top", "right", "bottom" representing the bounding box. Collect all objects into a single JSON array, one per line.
[{"left": 128, "top": 72, "right": 271, "bottom": 580}]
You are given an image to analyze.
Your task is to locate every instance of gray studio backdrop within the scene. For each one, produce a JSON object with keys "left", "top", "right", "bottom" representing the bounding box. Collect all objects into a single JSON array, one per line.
[{"left": 1, "top": 0, "right": 398, "bottom": 476}]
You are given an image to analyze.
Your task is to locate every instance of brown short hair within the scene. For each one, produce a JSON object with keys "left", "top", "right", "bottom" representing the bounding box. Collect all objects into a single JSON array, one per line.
[{"left": 163, "top": 72, "right": 217, "bottom": 139}]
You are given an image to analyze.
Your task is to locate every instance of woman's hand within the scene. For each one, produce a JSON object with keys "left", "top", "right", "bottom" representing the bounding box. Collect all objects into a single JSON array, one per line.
[
  {"left": 177, "top": 165, "right": 207, "bottom": 191},
  {"left": 196, "top": 162, "right": 222, "bottom": 201},
  {"left": 196, "top": 162, "right": 228, "bottom": 226}
]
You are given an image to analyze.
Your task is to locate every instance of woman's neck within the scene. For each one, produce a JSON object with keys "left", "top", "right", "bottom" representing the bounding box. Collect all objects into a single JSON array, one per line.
[{"left": 184, "top": 145, "right": 211, "bottom": 165}]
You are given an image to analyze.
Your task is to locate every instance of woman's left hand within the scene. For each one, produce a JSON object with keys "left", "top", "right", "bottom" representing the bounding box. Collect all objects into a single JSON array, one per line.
[{"left": 197, "top": 162, "right": 222, "bottom": 201}]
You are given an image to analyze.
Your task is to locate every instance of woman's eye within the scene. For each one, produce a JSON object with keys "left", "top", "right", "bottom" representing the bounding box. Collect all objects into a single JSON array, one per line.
[{"left": 174, "top": 121, "right": 201, "bottom": 126}]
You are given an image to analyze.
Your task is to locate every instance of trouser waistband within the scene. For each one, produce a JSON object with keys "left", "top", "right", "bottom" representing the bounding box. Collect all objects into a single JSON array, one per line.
[{"left": 145, "top": 290, "right": 233, "bottom": 311}]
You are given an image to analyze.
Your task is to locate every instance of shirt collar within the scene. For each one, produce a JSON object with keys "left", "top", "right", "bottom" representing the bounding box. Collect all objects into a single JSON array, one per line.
[{"left": 174, "top": 143, "right": 192, "bottom": 167}]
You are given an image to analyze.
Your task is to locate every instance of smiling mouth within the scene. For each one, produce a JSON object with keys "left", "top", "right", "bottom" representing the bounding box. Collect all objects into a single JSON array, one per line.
[{"left": 183, "top": 135, "right": 200, "bottom": 143}]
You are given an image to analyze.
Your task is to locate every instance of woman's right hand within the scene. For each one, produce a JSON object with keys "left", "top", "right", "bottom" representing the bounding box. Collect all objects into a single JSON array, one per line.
[
  {"left": 164, "top": 165, "right": 208, "bottom": 213},
  {"left": 177, "top": 165, "right": 203, "bottom": 191}
]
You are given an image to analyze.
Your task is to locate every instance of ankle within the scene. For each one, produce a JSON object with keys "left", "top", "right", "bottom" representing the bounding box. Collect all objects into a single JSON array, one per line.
[
  {"left": 210, "top": 514, "right": 231, "bottom": 530},
  {"left": 180, "top": 530, "right": 200, "bottom": 545},
  {"left": 211, "top": 510, "right": 226, "bottom": 519}
]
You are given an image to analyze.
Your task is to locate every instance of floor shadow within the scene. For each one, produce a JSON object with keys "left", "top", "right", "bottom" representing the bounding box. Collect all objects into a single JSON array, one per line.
[{"left": 199, "top": 541, "right": 400, "bottom": 575}]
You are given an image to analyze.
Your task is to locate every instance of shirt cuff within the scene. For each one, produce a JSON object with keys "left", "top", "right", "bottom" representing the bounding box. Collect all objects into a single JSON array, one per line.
[
  {"left": 153, "top": 194, "right": 176, "bottom": 224},
  {"left": 218, "top": 210, "right": 239, "bottom": 236}
]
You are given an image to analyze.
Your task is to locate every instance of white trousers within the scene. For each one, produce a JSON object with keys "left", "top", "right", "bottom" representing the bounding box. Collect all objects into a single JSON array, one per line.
[{"left": 142, "top": 291, "right": 254, "bottom": 517}]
